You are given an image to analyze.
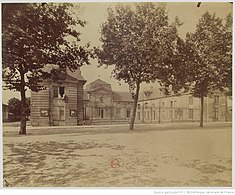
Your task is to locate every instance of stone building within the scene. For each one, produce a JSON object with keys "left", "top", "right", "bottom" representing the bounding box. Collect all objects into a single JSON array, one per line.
[
  {"left": 135, "top": 83, "right": 232, "bottom": 124},
  {"left": 2, "top": 104, "right": 9, "bottom": 122},
  {"left": 83, "top": 79, "right": 134, "bottom": 124},
  {"left": 31, "top": 66, "right": 86, "bottom": 126}
]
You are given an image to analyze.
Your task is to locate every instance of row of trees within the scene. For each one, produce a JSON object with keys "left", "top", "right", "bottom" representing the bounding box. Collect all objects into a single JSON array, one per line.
[
  {"left": 97, "top": 3, "right": 232, "bottom": 130},
  {"left": 2, "top": 3, "right": 232, "bottom": 133}
]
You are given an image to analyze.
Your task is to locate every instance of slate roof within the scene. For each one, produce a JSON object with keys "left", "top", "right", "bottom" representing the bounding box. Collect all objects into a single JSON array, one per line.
[
  {"left": 42, "top": 64, "right": 86, "bottom": 82},
  {"left": 113, "top": 91, "right": 134, "bottom": 102},
  {"left": 84, "top": 79, "right": 134, "bottom": 102}
]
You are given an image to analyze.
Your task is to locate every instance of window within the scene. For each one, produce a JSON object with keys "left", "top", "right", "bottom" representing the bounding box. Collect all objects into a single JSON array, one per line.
[
  {"left": 126, "top": 109, "right": 131, "bottom": 118},
  {"left": 188, "top": 96, "right": 193, "bottom": 105},
  {"left": 53, "top": 86, "right": 58, "bottom": 97},
  {"left": 116, "top": 108, "right": 121, "bottom": 118},
  {"left": 153, "top": 111, "right": 156, "bottom": 120},
  {"left": 162, "top": 102, "right": 164, "bottom": 106},
  {"left": 145, "top": 103, "right": 148, "bottom": 109},
  {"left": 53, "top": 86, "right": 65, "bottom": 98},
  {"left": 100, "top": 97, "right": 104, "bottom": 103},
  {"left": 137, "top": 112, "right": 140, "bottom": 120},
  {"left": 137, "top": 104, "right": 140, "bottom": 109},
  {"left": 147, "top": 111, "right": 149, "bottom": 119},
  {"left": 70, "top": 110, "right": 77, "bottom": 117},
  {"left": 162, "top": 110, "right": 165, "bottom": 119},
  {"left": 59, "top": 86, "right": 65, "bottom": 98},
  {"left": 40, "top": 109, "right": 49, "bottom": 117},
  {"left": 189, "top": 109, "right": 193, "bottom": 119},
  {"left": 99, "top": 107, "right": 104, "bottom": 118},
  {"left": 170, "top": 101, "right": 173, "bottom": 108}
]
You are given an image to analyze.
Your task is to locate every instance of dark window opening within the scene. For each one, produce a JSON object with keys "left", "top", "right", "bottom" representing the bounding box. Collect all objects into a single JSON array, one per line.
[
  {"left": 127, "top": 109, "right": 131, "bottom": 118},
  {"left": 59, "top": 86, "right": 65, "bottom": 98}
]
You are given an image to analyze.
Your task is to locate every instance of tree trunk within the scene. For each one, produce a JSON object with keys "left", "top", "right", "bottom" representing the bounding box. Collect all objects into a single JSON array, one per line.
[
  {"left": 19, "top": 88, "right": 27, "bottom": 134},
  {"left": 129, "top": 82, "right": 140, "bottom": 130},
  {"left": 19, "top": 70, "right": 27, "bottom": 135},
  {"left": 225, "top": 95, "right": 228, "bottom": 122},
  {"left": 200, "top": 93, "right": 204, "bottom": 128}
]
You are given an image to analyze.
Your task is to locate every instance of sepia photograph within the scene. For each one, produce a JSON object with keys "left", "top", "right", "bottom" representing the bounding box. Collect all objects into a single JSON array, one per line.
[{"left": 1, "top": 1, "right": 233, "bottom": 188}]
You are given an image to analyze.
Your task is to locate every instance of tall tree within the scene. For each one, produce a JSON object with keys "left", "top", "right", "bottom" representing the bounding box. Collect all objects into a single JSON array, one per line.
[
  {"left": 2, "top": 3, "right": 93, "bottom": 134},
  {"left": 163, "top": 11, "right": 232, "bottom": 127},
  {"left": 96, "top": 3, "right": 182, "bottom": 130}
]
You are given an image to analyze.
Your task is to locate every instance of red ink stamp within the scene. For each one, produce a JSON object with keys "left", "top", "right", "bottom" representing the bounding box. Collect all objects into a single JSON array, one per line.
[{"left": 110, "top": 159, "right": 120, "bottom": 168}]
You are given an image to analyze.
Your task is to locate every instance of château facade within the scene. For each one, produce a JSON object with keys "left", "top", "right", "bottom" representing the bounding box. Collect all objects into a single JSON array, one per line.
[{"left": 84, "top": 79, "right": 134, "bottom": 124}]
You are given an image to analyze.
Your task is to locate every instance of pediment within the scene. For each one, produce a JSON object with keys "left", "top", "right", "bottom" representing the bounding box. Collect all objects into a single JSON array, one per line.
[{"left": 88, "top": 86, "right": 113, "bottom": 94}]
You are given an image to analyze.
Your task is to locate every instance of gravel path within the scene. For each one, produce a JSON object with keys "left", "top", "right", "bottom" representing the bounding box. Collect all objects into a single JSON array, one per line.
[{"left": 3, "top": 122, "right": 232, "bottom": 187}]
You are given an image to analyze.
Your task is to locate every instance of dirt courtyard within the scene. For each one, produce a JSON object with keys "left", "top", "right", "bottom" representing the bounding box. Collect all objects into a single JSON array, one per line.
[{"left": 3, "top": 122, "right": 232, "bottom": 187}]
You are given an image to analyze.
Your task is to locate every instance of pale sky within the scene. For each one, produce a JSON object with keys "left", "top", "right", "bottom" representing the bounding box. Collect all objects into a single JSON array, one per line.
[{"left": 2, "top": 2, "right": 232, "bottom": 104}]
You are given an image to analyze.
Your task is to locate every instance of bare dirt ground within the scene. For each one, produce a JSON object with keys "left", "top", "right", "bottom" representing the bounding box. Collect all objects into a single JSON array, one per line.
[{"left": 3, "top": 122, "right": 232, "bottom": 187}]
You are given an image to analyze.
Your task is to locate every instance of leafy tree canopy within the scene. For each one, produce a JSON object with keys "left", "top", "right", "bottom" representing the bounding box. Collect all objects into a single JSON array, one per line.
[
  {"left": 8, "top": 97, "right": 30, "bottom": 117},
  {"left": 2, "top": 3, "right": 93, "bottom": 92},
  {"left": 96, "top": 3, "right": 183, "bottom": 129}
]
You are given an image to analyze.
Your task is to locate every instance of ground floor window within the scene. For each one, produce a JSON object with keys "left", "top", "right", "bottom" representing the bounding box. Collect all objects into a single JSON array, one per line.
[
  {"left": 126, "top": 108, "right": 131, "bottom": 118},
  {"left": 189, "top": 109, "right": 193, "bottom": 119},
  {"left": 70, "top": 110, "right": 77, "bottom": 117},
  {"left": 98, "top": 107, "right": 104, "bottom": 118}
]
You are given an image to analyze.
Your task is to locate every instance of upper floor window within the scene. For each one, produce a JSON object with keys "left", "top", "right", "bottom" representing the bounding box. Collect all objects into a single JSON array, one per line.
[
  {"left": 53, "top": 86, "right": 65, "bottom": 98},
  {"left": 188, "top": 96, "right": 193, "bottom": 105},
  {"left": 100, "top": 97, "right": 104, "bottom": 103}
]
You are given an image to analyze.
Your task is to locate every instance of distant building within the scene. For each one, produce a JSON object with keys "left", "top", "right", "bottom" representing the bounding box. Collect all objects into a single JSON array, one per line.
[
  {"left": 2, "top": 104, "right": 9, "bottom": 122},
  {"left": 135, "top": 83, "right": 232, "bottom": 124},
  {"left": 31, "top": 66, "right": 86, "bottom": 126},
  {"left": 84, "top": 79, "right": 134, "bottom": 124}
]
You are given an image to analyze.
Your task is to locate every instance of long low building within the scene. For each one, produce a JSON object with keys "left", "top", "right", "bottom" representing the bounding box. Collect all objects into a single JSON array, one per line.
[{"left": 135, "top": 84, "right": 232, "bottom": 124}]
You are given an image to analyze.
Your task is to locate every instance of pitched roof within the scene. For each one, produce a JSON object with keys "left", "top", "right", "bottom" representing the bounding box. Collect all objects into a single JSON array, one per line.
[
  {"left": 113, "top": 91, "right": 134, "bottom": 102},
  {"left": 42, "top": 64, "right": 86, "bottom": 82}
]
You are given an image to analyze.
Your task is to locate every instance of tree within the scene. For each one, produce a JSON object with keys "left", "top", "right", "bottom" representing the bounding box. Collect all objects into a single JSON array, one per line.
[
  {"left": 220, "top": 13, "right": 232, "bottom": 96},
  {"left": 8, "top": 98, "right": 21, "bottom": 120},
  {"left": 96, "top": 3, "right": 182, "bottom": 130},
  {"left": 164, "top": 11, "right": 232, "bottom": 127},
  {"left": 8, "top": 97, "right": 30, "bottom": 121},
  {"left": 2, "top": 3, "right": 93, "bottom": 134}
]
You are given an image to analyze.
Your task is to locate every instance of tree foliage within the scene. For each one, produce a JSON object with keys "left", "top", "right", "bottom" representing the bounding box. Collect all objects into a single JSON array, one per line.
[
  {"left": 2, "top": 3, "right": 92, "bottom": 92},
  {"left": 96, "top": 3, "right": 182, "bottom": 129},
  {"left": 2, "top": 3, "right": 93, "bottom": 134},
  {"left": 185, "top": 12, "right": 232, "bottom": 98},
  {"left": 8, "top": 97, "right": 30, "bottom": 120},
  {"left": 164, "top": 11, "right": 232, "bottom": 127}
]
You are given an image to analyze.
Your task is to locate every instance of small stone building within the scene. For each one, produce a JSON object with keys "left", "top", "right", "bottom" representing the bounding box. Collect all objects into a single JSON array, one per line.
[
  {"left": 31, "top": 66, "right": 86, "bottom": 126},
  {"left": 2, "top": 104, "right": 9, "bottom": 122}
]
